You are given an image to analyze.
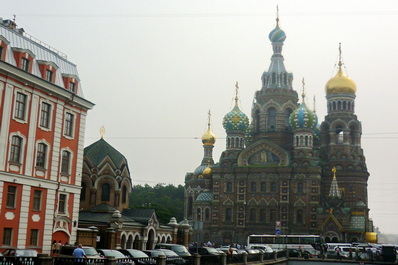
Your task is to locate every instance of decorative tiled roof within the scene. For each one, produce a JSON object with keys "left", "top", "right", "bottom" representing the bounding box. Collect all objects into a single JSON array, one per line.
[
  {"left": 84, "top": 138, "right": 127, "bottom": 168},
  {"left": 195, "top": 191, "right": 213, "bottom": 202}
]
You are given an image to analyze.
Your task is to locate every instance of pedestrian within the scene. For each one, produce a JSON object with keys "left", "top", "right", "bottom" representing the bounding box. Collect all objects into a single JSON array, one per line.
[
  {"left": 355, "top": 247, "right": 360, "bottom": 261},
  {"left": 73, "top": 244, "right": 86, "bottom": 265},
  {"left": 335, "top": 247, "right": 341, "bottom": 260},
  {"left": 298, "top": 246, "right": 302, "bottom": 257},
  {"left": 227, "top": 245, "right": 234, "bottom": 262},
  {"left": 348, "top": 247, "right": 353, "bottom": 260},
  {"left": 52, "top": 240, "right": 57, "bottom": 256},
  {"left": 56, "top": 240, "right": 62, "bottom": 254}
]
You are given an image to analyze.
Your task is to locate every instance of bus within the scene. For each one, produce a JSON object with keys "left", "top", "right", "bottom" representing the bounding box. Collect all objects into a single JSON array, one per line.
[{"left": 247, "top": 234, "right": 324, "bottom": 256}]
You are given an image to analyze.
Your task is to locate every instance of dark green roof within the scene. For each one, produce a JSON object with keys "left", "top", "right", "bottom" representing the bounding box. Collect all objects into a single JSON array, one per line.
[
  {"left": 90, "top": 203, "right": 117, "bottom": 213},
  {"left": 195, "top": 191, "right": 212, "bottom": 202},
  {"left": 122, "top": 208, "right": 155, "bottom": 224},
  {"left": 84, "top": 138, "right": 127, "bottom": 167}
]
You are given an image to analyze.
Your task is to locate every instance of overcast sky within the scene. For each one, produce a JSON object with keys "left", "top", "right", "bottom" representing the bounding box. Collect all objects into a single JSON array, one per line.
[{"left": 3, "top": 0, "right": 398, "bottom": 234}]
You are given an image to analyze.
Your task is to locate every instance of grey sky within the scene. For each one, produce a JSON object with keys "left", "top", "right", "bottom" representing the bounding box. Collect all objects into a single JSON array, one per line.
[{"left": 3, "top": 0, "right": 398, "bottom": 234}]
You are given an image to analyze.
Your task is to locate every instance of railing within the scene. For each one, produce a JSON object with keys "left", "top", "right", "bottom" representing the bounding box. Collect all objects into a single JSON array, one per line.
[{"left": 0, "top": 256, "right": 38, "bottom": 265}]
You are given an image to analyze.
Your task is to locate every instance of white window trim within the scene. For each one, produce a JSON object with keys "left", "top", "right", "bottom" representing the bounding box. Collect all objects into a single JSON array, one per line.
[
  {"left": 57, "top": 192, "right": 69, "bottom": 216},
  {"left": 38, "top": 99, "right": 54, "bottom": 131},
  {"left": 8, "top": 132, "right": 27, "bottom": 165},
  {"left": 34, "top": 140, "right": 50, "bottom": 170},
  {"left": 59, "top": 147, "right": 73, "bottom": 176},
  {"left": 12, "top": 89, "right": 30, "bottom": 124},
  {"left": 63, "top": 109, "right": 76, "bottom": 140}
]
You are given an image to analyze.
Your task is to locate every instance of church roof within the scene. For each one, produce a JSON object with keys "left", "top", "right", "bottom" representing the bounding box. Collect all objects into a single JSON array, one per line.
[
  {"left": 90, "top": 203, "right": 117, "bottom": 213},
  {"left": 122, "top": 208, "right": 156, "bottom": 224},
  {"left": 195, "top": 191, "right": 213, "bottom": 202},
  {"left": 84, "top": 138, "right": 127, "bottom": 167}
]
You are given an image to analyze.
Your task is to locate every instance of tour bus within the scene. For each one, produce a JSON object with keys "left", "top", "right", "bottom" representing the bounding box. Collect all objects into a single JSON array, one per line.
[
  {"left": 326, "top": 242, "right": 352, "bottom": 251},
  {"left": 247, "top": 234, "right": 324, "bottom": 257}
]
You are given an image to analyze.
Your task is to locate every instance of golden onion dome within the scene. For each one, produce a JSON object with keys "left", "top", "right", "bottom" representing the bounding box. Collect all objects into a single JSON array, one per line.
[
  {"left": 202, "top": 165, "right": 212, "bottom": 176},
  {"left": 325, "top": 66, "right": 357, "bottom": 95},
  {"left": 201, "top": 128, "right": 216, "bottom": 146}
]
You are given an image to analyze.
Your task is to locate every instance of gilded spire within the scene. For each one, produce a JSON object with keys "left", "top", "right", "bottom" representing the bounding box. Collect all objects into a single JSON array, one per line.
[
  {"left": 276, "top": 5, "right": 279, "bottom": 27},
  {"left": 301, "top": 78, "right": 306, "bottom": 103},
  {"left": 201, "top": 110, "right": 216, "bottom": 145},
  {"left": 329, "top": 167, "right": 342, "bottom": 198},
  {"left": 235, "top": 81, "right": 239, "bottom": 107}
]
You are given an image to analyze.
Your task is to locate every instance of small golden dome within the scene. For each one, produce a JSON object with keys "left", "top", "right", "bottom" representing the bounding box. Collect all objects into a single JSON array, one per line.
[
  {"left": 201, "top": 128, "right": 216, "bottom": 146},
  {"left": 202, "top": 165, "right": 212, "bottom": 176},
  {"left": 325, "top": 66, "right": 357, "bottom": 95}
]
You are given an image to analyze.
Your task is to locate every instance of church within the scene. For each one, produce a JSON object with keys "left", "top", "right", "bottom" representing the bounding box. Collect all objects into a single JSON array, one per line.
[{"left": 184, "top": 15, "right": 375, "bottom": 245}]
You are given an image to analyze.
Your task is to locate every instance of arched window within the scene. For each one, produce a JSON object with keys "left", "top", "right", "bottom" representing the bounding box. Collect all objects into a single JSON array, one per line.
[
  {"left": 36, "top": 143, "right": 47, "bottom": 168},
  {"left": 338, "top": 101, "right": 341, "bottom": 110},
  {"left": 61, "top": 150, "right": 71, "bottom": 174},
  {"left": 226, "top": 208, "right": 232, "bottom": 221},
  {"left": 10, "top": 136, "right": 22, "bottom": 163},
  {"left": 81, "top": 182, "right": 86, "bottom": 201},
  {"left": 260, "top": 209, "right": 266, "bottom": 221},
  {"left": 255, "top": 110, "right": 260, "bottom": 133},
  {"left": 122, "top": 186, "right": 127, "bottom": 203},
  {"left": 101, "top": 183, "right": 110, "bottom": 201},
  {"left": 336, "top": 126, "right": 344, "bottom": 144},
  {"left": 226, "top": 182, "right": 233, "bottom": 192},
  {"left": 268, "top": 108, "right": 276, "bottom": 130},
  {"left": 270, "top": 209, "right": 276, "bottom": 222},
  {"left": 305, "top": 136, "right": 308, "bottom": 146}
]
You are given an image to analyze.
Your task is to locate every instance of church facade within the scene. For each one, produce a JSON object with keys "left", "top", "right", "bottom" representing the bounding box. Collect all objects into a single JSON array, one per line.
[{"left": 184, "top": 17, "right": 374, "bottom": 245}]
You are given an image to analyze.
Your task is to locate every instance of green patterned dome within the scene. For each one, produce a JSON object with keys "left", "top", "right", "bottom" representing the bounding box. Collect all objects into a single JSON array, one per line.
[
  {"left": 289, "top": 102, "right": 317, "bottom": 130},
  {"left": 222, "top": 105, "right": 249, "bottom": 132}
]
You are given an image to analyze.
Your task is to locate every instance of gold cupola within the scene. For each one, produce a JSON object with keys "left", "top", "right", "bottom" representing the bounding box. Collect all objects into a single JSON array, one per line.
[
  {"left": 201, "top": 110, "right": 216, "bottom": 146},
  {"left": 325, "top": 44, "right": 357, "bottom": 95}
]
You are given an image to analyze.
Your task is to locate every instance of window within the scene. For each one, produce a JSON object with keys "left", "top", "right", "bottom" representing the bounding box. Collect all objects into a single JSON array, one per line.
[
  {"left": 6, "top": 186, "right": 17, "bottom": 208},
  {"left": 122, "top": 186, "right": 127, "bottom": 203},
  {"left": 64, "top": 112, "right": 74, "bottom": 137},
  {"left": 30, "top": 229, "right": 39, "bottom": 246},
  {"left": 0, "top": 46, "right": 3, "bottom": 60},
  {"left": 226, "top": 182, "right": 232, "bottom": 192},
  {"left": 261, "top": 182, "right": 266, "bottom": 192},
  {"left": 14, "top": 92, "right": 27, "bottom": 120},
  {"left": 197, "top": 208, "right": 201, "bottom": 221},
  {"left": 69, "top": 82, "right": 76, "bottom": 93},
  {"left": 260, "top": 209, "right": 266, "bottom": 221},
  {"left": 205, "top": 208, "right": 210, "bottom": 222},
  {"left": 21, "top": 58, "right": 30, "bottom": 71},
  {"left": 270, "top": 209, "right": 276, "bottom": 222},
  {"left": 101, "top": 183, "right": 110, "bottom": 201},
  {"left": 36, "top": 143, "right": 47, "bottom": 168},
  {"left": 296, "top": 209, "right": 304, "bottom": 224},
  {"left": 33, "top": 190, "right": 42, "bottom": 211},
  {"left": 45, "top": 70, "right": 53, "bottom": 82},
  {"left": 2, "top": 228, "right": 12, "bottom": 245},
  {"left": 10, "top": 136, "right": 22, "bottom": 163},
  {"left": 58, "top": 194, "right": 67, "bottom": 214},
  {"left": 271, "top": 182, "right": 277, "bottom": 192},
  {"left": 40, "top": 102, "right": 51, "bottom": 128},
  {"left": 250, "top": 182, "right": 256, "bottom": 192},
  {"left": 268, "top": 107, "right": 276, "bottom": 130},
  {"left": 61, "top": 150, "right": 71, "bottom": 174},
  {"left": 249, "top": 208, "right": 256, "bottom": 222},
  {"left": 298, "top": 182, "right": 304, "bottom": 193},
  {"left": 225, "top": 208, "right": 232, "bottom": 222}
]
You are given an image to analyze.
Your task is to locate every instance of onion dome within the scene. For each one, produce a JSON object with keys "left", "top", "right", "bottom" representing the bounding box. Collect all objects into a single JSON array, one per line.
[
  {"left": 202, "top": 164, "right": 212, "bottom": 177},
  {"left": 325, "top": 44, "right": 357, "bottom": 95},
  {"left": 201, "top": 110, "right": 216, "bottom": 145},
  {"left": 289, "top": 83, "right": 318, "bottom": 130},
  {"left": 222, "top": 83, "right": 249, "bottom": 132},
  {"left": 268, "top": 25, "right": 286, "bottom": 43}
]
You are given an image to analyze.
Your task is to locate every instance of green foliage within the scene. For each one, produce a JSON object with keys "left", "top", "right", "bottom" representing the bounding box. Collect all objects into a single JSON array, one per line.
[{"left": 129, "top": 184, "right": 184, "bottom": 224}]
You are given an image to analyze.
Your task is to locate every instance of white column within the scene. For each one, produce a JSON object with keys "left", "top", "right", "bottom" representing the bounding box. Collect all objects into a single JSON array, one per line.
[
  {"left": 17, "top": 185, "right": 32, "bottom": 248},
  {"left": 25, "top": 94, "right": 40, "bottom": 175},
  {"left": 0, "top": 83, "right": 13, "bottom": 170}
]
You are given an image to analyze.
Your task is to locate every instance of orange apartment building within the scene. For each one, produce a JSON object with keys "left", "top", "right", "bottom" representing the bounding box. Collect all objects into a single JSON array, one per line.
[{"left": 0, "top": 19, "right": 94, "bottom": 254}]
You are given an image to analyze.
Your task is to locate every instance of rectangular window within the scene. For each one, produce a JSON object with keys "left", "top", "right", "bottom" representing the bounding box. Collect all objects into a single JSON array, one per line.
[
  {"left": 30, "top": 229, "right": 39, "bottom": 246},
  {"left": 33, "top": 190, "right": 42, "bottom": 211},
  {"left": 40, "top": 102, "right": 51, "bottom": 128},
  {"left": 58, "top": 194, "right": 67, "bottom": 214},
  {"left": 36, "top": 143, "right": 47, "bottom": 168},
  {"left": 271, "top": 182, "right": 277, "bottom": 192},
  {"left": 0, "top": 46, "right": 3, "bottom": 60},
  {"left": 61, "top": 151, "right": 71, "bottom": 174},
  {"left": 69, "top": 82, "right": 76, "bottom": 93},
  {"left": 6, "top": 186, "right": 17, "bottom": 208},
  {"left": 45, "top": 70, "right": 53, "bottom": 82},
  {"left": 10, "top": 136, "right": 22, "bottom": 163},
  {"left": 14, "top": 92, "right": 27, "bottom": 120},
  {"left": 64, "top": 112, "right": 74, "bottom": 137},
  {"left": 21, "top": 58, "right": 30, "bottom": 71},
  {"left": 251, "top": 182, "right": 256, "bottom": 192},
  {"left": 261, "top": 182, "right": 267, "bottom": 192},
  {"left": 2, "top": 228, "right": 12, "bottom": 246}
]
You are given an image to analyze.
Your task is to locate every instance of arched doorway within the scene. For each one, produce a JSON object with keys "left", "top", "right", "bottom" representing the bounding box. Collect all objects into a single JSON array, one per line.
[
  {"left": 52, "top": 231, "right": 69, "bottom": 246},
  {"left": 146, "top": 230, "right": 155, "bottom": 250},
  {"left": 133, "top": 235, "right": 140, "bottom": 249},
  {"left": 121, "top": 234, "right": 127, "bottom": 249}
]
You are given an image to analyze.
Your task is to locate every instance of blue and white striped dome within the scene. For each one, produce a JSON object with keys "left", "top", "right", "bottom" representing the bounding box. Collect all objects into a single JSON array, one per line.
[{"left": 289, "top": 102, "right": 318, "bottom": 130}]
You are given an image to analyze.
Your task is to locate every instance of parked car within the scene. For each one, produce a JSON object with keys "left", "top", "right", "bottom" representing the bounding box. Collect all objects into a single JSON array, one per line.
[
  {"left": 325, "top": 250, "right": 348, "bottom": 259},
  {"left": 97, "top": 249, "right": 134, "bottom": 265},
  {"left": 59, "top": 245, "right": 102, "bottom": 258},
  {"left": 154, "top": 243, "right": 191, "bottom": 257},
  {"left": 188, "top": 246, "right": 220, "bottom": 263},
  {"left": 2, "top": 248, "right": 38, "bottom": 257},
  {"left": 144, "top": 249, "right": 185, "bottom": 265},
  {"left": 119, "top": 249, "right": 155, "bottom": 265}
]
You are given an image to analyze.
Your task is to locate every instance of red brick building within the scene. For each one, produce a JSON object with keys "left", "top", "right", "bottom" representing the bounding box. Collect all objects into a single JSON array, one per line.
[{"left": 0, "top": 19, "right": 94, "bottom": 254}]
